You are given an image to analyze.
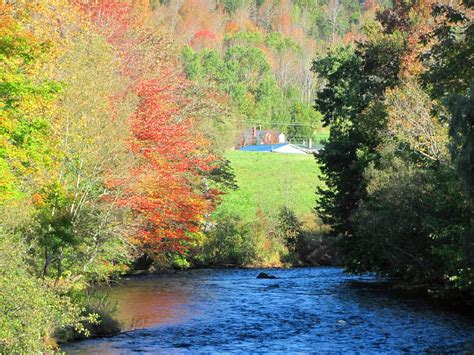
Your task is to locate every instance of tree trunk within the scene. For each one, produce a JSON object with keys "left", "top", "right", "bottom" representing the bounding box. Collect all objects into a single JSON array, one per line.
[
  {"left": 42, "top": 247, "right": 50, "bottom": 278},
  {"left": 55, "top": 249, "right": 63, "bottom": 286}
]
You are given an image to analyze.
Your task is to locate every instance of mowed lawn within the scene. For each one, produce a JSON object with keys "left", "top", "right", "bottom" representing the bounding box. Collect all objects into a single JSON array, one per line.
[{"left": 215, "top": 150, "right": 322, "bottom": 223}]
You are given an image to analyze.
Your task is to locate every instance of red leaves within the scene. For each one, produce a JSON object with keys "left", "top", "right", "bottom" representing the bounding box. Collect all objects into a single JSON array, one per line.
[
  {"left": 193, "top": 29, "right": 216, "bottom": 41},
  {"left": 75, "top": 0, "right": 133, "bottom": 43},
  {"left": 81, "top": 0, "right": 220, "bottom": 254},
  {"left": 190, "top": 29, "right": 218, "bottom": 50},
  {"left": 127, "top": 77, "right": 217, "bottom": 253}
]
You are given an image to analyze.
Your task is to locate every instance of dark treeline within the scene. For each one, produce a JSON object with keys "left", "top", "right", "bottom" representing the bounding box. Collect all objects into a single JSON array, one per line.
[{"left": 313, "top": 0, "right": 473, "bottom": 296}]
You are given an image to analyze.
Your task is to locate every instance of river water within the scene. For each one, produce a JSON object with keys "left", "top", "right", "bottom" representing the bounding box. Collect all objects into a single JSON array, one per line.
[{"left": 64, "top": 267, "right": 474, "bottom": 353}]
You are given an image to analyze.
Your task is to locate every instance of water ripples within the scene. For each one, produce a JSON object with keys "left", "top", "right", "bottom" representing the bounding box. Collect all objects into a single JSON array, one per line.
[{"left": 63, "top": 268, "right": 474, "bottom": 354}]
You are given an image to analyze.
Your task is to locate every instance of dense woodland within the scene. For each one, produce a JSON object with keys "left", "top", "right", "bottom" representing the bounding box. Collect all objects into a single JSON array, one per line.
[
  {"left": 314, "top": 0, "right": 473, "bottom": 295},
  {"left": 0, "top": 0, "right": 472, "bottom": 352}
]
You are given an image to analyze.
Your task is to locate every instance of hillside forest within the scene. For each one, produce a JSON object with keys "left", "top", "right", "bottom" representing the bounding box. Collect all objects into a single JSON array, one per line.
[{"left": 0, "top": 0, "right": 473, "bottom": 352}]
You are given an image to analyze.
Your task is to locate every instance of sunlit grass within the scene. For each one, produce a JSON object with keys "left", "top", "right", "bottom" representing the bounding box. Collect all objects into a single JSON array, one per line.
[{"left": 215, "top": 150, "right": 323, "bottom": 224}]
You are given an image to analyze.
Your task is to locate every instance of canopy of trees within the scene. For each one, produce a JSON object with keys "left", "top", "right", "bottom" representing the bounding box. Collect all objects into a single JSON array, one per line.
[
  {"left": 146, "top": 0, "right": 380, "bottom": 141},
  {"left": 314, "top": 0, "right": 473, "bottom": 294}
]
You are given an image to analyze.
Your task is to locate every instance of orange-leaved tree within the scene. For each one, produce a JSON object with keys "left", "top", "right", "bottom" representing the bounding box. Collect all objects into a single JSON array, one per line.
[{"left": 81, "top": 0, "right": 221, "bottom": 255}]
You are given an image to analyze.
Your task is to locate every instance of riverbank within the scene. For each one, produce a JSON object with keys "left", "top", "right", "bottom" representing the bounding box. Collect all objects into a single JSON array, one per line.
[{"left": 348, "top": 279, "right": 474, "bottom": 313}]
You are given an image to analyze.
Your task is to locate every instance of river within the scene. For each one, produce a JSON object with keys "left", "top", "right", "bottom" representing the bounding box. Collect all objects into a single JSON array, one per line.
[{"left": 63, "top": 267, "right": 474, "bottom": 353}]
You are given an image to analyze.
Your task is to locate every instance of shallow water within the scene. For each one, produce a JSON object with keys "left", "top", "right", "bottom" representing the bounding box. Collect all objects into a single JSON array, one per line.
[{"left": 64, "top": 267, "right": 474, "bottom": 353}]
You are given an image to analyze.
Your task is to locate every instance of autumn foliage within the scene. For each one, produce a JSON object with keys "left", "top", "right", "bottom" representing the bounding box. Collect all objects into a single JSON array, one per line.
[
  {"left": 80, "top": 1, "right": 221, "bottom": 254},
  {"left": 2, "top": 0, "right": 223, "bottom": 265},
  {"left": 124, "top": 78, "right": 219, "bottom": 253}
]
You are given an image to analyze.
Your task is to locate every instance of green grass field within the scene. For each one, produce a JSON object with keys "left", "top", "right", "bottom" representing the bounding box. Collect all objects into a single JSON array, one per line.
[{"left": 215, "top": 150, "right": 323, "bottom": 224}]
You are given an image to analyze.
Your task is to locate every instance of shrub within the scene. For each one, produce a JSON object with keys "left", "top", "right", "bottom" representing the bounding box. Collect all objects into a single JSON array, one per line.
[
  {"left": 0, "top": 234, "right": 84, "bottom": 352},
  {"left": 277, "top": 207, "right": 303, "bottom": 253},
  {"left": 203, "top": 213, "right": 259, "bottom": 266}
]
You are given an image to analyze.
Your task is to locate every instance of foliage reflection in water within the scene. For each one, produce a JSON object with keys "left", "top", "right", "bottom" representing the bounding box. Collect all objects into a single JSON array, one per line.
[{"left": 64, "top": 268, "right": 474, "bottom": 353}]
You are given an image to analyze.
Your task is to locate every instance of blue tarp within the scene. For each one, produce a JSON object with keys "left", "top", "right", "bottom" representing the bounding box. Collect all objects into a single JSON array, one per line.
[{"left": 239, "top": 144, "right": 287, "bottom": 152}]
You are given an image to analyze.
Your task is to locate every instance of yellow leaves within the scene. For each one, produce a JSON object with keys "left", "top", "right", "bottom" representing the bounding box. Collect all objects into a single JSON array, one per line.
[
  {"left": 31, "top": 193, "right": 46, "bottom": 207},
  {"left": 385, "top": 80, "right": 449, "bottom": 162}
]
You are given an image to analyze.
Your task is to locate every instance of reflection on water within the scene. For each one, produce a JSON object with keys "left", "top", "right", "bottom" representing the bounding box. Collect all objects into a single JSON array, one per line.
[
  {"left": 106, "top": 278, "right": 193, "bottom": 330},
  {"left": 64, "top": 268, "right": 474, "bottom": 353}
]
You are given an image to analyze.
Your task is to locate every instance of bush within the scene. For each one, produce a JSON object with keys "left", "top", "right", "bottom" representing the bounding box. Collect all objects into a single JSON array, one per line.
[
  {"left": 276, "top": 206, "right": 340, "bottom": 266},
  {"left": 277, "top": 207, "right": 303, "bottom": 253},
  {"left": 0, "top": 234, "right": 84, "bottom": 353},
  {"left": 203, "top": 213, "right": 259, "bottom": 266}
]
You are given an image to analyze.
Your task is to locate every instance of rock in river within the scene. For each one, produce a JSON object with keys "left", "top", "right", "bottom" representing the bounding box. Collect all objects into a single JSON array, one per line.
[{"left": 256, "top": 272, "right": 277, "bottom": 279}]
